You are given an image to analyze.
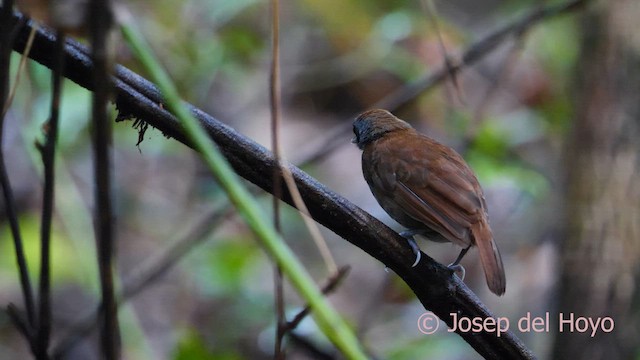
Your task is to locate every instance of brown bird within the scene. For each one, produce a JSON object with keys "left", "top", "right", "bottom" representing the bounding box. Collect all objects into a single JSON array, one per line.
[{"left": 352, "top": 109, "right": 506, "bottom": 295}]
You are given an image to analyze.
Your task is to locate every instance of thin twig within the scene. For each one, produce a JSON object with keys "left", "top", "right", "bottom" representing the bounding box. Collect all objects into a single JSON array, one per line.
[
  {"left": 280, "top": 167, "right": 337, "bottom": 273},
  {"left": 284, "top": 266, "right": 350, "bottom": 333},
  {"left": 3, "top": 23, "right": 36, "bottom": 118},
  {"left": 469, "top": 37, "right": 524, "bottom": 143},
  {"left": 267, "top": 0, "right": 338, "bottom": 276},
  {"left": 88, "top": 1, "right": 119, "bottom": 358},
  {"left": 52, "top": 202, "right": 231, "bottom": 358},
  {"left": 6, "top": 304, "right": 33, "bottom": 345},
  {"left": 35, "top": 28, "right": 65, "bottom": 360},
  {"left": 268, "top": 0, "right": 287, "bottom": 358},
  {"left": 465, "top": 3, "right": 544, "bottom": 142},
  {"left": 421, "top": 0, "right": 464, "bottom": 104},
  {"left": 0, "top": 0, "right": 37, "bottom": 333},
  {"left": 273, "top": 267, "right": 350, "bottom": 359},
  {"left": 268, "top": 1, "right": 339, "bottom": 356}
]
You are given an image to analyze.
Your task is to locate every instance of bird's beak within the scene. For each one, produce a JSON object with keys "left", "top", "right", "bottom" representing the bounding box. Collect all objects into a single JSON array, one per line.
[{"left": 351, "top": 136, "right": 357, "bottom": 144}]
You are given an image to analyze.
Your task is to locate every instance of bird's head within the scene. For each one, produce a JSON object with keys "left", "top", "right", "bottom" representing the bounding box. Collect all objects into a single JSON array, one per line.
[{"left": 352, "top": 109, "right": 413, "bottom": 150}]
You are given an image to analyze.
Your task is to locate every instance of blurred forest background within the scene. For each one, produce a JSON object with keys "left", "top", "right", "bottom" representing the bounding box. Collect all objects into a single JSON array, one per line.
[{"left": 1, "top": 0, "right": 639, "bottom": 359}]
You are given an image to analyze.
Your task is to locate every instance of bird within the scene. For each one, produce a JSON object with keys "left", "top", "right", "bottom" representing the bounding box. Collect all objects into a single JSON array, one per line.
[{"left": 352, "top": 109, "right": 506, "bottom": 296}]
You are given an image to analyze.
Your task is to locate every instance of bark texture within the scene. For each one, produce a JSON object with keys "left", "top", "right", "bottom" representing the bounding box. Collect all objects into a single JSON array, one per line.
[{"left": 554, "top": 1, "right": 640, "bottom": 358}]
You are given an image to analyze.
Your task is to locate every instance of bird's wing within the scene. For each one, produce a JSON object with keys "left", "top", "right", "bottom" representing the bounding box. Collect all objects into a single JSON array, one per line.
[{"left": 391, "top": 149, "right": 484, "bottom": 248}]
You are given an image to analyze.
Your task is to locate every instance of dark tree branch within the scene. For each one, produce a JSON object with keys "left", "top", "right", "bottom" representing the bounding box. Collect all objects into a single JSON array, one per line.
[
  {"left": 0, "top": 3, "right": 596, "bottom": 357},
  {"left": 7, "top": 304, "right": 33, "bottom": 343},
  {"left": 35, "top": 27, "right": 65, "bottom": 360},
  {"left": 88, "top": 1, "right": 119, "bottom": 358},
  {"left": 0, "top": 0, "right": 37, "bottom": 335}
]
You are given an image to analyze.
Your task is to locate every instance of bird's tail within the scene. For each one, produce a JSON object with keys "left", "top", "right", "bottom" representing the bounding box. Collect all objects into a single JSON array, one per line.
[{"left": 473, "top": 220, "right": 506, "bottom": 296}]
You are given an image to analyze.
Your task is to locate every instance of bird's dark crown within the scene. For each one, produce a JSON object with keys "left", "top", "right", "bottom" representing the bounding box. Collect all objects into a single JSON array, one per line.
[{"left": 352, "top": 109, "right": 413, "bottom": 149}]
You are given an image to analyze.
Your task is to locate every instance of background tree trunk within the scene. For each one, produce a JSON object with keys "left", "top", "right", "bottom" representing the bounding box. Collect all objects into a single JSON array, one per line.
[{"left": 554, "top": 1, "right": 640, "bottom": 359}]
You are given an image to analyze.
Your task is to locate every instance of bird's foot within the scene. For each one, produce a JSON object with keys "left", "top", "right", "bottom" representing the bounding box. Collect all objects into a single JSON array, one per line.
[
  {"left": 448, "top": 245, "right": 470, "bottom": 280},
  {"left": 448, "top": 263, "right": 466, "bottom": 281},
  {"left": 399, "top": 230, "right": 422, "bottom": 267}
]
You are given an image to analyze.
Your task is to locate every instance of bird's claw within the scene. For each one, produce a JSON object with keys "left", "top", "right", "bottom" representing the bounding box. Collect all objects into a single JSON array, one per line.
[
  {"left": 411, "top": 251, "right": 421, "bottom": 267},
  {"left": 448, "top": 263, "right": 466, "bottom": 281},
  {"left": 400, "top": 230, "right": 422, "bottom": 267}
]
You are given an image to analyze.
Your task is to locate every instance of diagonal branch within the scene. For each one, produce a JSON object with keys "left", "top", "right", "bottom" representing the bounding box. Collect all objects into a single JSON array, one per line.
[{"left": 3, "top": 2, "right": 602, "bottom": 355}]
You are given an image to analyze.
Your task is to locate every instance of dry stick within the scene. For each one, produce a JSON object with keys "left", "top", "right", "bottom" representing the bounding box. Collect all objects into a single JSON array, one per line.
[
  {"left": 35, "top": 28, "right": 64, "bottom": 360},
  {"left": 88, "top": 1, "right": 119, "bottom": 358},
  {"left": 269, "top": 0, "right": 287, "bottom": 358},
  {"left": 294, "top": 0, "right": 590, "bottom": 167},
  {"left": 280, "top": 167, "right": 337, "bottom": 273},
  {"left": 268, "top": 0, "right": 340, "bottom": 356},
  {"left": 3, "top": 24, "right": 37, "bottom": 118},
  {"left": 0, "top": 1, "right": 37, "bottom": 335},
  {"left": 266, "top": 1, "right": 337, "bottom": 275},
  {"left": 420, "top": 0, "right": 464, "bottom": 105}
]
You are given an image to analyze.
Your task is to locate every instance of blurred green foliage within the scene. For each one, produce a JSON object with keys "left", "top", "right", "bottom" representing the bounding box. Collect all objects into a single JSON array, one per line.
[
  {"left": 174, "top": 330, "right": 242, "bottom": 360},
  {"left": 0, "top": 215, "right": 88, "bottom": 286}
]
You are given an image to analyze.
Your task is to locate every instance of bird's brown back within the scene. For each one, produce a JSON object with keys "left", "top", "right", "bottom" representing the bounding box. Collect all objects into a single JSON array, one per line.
[{"left": 362, "top": 129, "right": 487, "bottom": 248}]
